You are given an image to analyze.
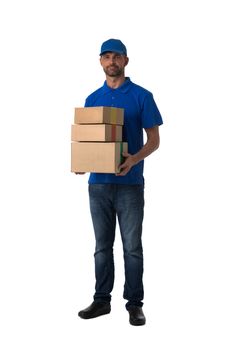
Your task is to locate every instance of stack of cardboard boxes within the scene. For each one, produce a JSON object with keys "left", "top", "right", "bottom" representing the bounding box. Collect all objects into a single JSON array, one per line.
[{"left": 71, "top": 107, "right": 128, "bottom": 173}]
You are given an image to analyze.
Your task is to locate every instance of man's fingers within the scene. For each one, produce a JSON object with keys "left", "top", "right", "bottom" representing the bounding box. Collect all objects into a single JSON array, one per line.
[
  {"left": 118, "top": 162, "right": 126, "bottom": 170},
  {"left": 117, "top": 169, "right": 128, "bottom": 176},
  {"left": 122, "top": 152, "right": 130, "bottom": 157}
]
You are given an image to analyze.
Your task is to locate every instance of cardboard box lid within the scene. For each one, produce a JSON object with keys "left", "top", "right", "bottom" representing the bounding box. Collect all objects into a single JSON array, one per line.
[
  {"left": 74, "top": 106, "right": 124, "bottom": 125},
  {"left": 71, "top": 124, "right": 122, "bottom": 142}
]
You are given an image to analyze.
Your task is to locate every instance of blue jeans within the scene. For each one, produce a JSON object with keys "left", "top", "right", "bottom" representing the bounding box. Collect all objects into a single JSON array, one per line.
[{"left": 88, "top": 184, "right": 144, "bottom": 309}]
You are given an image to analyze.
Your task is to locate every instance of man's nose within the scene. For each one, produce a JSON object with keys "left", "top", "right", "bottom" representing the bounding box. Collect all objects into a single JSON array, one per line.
[{"left": 109, "top": 57, "right": 116, "bottom": 64}]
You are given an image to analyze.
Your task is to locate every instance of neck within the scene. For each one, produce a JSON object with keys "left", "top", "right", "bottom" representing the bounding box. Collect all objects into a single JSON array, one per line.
[{"left": 106, "top": 75, "right": 126, "bottom": 89}]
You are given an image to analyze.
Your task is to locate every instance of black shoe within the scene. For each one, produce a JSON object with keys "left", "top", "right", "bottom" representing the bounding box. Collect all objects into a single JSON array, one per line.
[
  {"left": 78, "top": 301, "right": 111, "bottom": 319},
  {"left": 128, "top": 306, "right": 146, "bottom": 326}
]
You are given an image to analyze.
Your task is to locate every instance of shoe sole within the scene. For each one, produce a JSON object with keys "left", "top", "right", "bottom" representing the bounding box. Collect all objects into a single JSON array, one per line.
[
  {"left": 129, "top": 318, "right": 146, "bottom": 326},
  {"left": 78, "top": 308, "right": 111, "bottom": 319}
]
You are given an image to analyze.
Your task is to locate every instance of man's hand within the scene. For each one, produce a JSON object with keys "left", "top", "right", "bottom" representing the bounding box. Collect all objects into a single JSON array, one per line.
[
  {"left": 117, "top": 152, "right": 137, "bottom": 176},
  {"left": 117, "top": 127, "right": 160, "bottom": 176}
]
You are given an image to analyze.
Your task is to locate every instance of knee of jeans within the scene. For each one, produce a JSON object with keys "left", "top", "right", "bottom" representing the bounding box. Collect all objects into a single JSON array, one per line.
[
  {"left": 123, "top": 241, "right": 143, "bottom": 259},
  {"left": 94, "top": 245, "right": 113, "bottom": 257}
]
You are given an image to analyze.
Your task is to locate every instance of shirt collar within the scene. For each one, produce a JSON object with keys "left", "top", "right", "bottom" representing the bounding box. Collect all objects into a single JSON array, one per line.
[{"left": 102, "top": 77, "right": 132, "bottom": 94}]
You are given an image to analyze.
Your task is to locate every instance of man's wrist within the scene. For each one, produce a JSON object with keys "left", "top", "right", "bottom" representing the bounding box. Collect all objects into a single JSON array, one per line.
[{"left": 132, "top": 154, "right": 140, "bottom": 165}]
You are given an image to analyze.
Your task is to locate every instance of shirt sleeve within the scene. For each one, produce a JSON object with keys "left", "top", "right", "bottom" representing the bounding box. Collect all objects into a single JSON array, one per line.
[
  {"left": 141, "top": 92, "right": 163, "bottom": 129},
  {"left": 84, "top": 97, "right": 91, "bottom": 107}
]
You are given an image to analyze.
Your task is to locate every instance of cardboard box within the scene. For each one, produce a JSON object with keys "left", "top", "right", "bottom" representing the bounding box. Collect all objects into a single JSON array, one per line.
[
  {"left": 71, "top": 124, "right": 122, "bottom": 142},
  {"left": 74, "top": 107, "right": 124, "bottom": 125},
  {"left": 71, "top": 142, "right": 128, "bottom": 173}
]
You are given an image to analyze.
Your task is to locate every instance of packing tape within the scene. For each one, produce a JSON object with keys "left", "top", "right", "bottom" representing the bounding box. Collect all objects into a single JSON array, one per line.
[
  {"left": 111, "top": 125, "right": 116, "bottom": 141},
  {"left": 120, "top": 142, "right": 124, "bottom": 163},
  {"left": 110, "top": 107, "right": 117, "bottom": 124}
]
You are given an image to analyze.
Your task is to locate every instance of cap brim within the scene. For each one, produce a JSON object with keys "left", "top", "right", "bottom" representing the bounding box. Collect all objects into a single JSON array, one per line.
[{"left": 100, "top": 50, "right": 126, "bottom": 56}]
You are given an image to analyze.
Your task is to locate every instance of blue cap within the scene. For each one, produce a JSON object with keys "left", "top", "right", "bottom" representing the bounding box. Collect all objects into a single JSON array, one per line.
[{"left": 100, "top": 39, "right": 127, "bottom": 56}]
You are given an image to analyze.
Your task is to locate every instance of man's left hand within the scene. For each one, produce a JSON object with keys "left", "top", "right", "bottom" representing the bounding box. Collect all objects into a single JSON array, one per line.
[{"left": 117, "top": 152, "right": 136, "bottom": 176}]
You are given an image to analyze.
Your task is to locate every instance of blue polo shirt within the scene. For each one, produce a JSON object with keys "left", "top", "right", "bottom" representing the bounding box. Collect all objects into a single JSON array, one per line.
[{"left": 84, "top": 77, "right": 163, "bottom": 185}]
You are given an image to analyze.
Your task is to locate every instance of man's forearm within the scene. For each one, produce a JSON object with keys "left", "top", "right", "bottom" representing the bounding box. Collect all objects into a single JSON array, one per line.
[{"left": 132, "top": 137, "right": 160, "bottom": 165}]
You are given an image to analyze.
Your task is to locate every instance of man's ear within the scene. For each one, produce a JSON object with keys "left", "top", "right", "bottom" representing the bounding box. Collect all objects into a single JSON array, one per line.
[{"left": 125, "top": 56, "right": 129, "bottom": 66}]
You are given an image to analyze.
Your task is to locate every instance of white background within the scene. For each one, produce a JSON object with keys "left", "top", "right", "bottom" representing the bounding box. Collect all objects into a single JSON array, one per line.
[{"left": 0, "top": 0, "right": 232, "bottom": 349}]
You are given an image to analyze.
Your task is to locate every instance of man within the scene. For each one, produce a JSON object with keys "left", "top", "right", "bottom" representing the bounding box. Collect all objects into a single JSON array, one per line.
[{"left": 77, "top": 39, "right": 163, "bottom": 326}]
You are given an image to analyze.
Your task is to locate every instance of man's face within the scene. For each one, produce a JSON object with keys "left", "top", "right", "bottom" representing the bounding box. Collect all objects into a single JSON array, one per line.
[{"left": 100, "top": 52, "right": 128, "bottom": 77}]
